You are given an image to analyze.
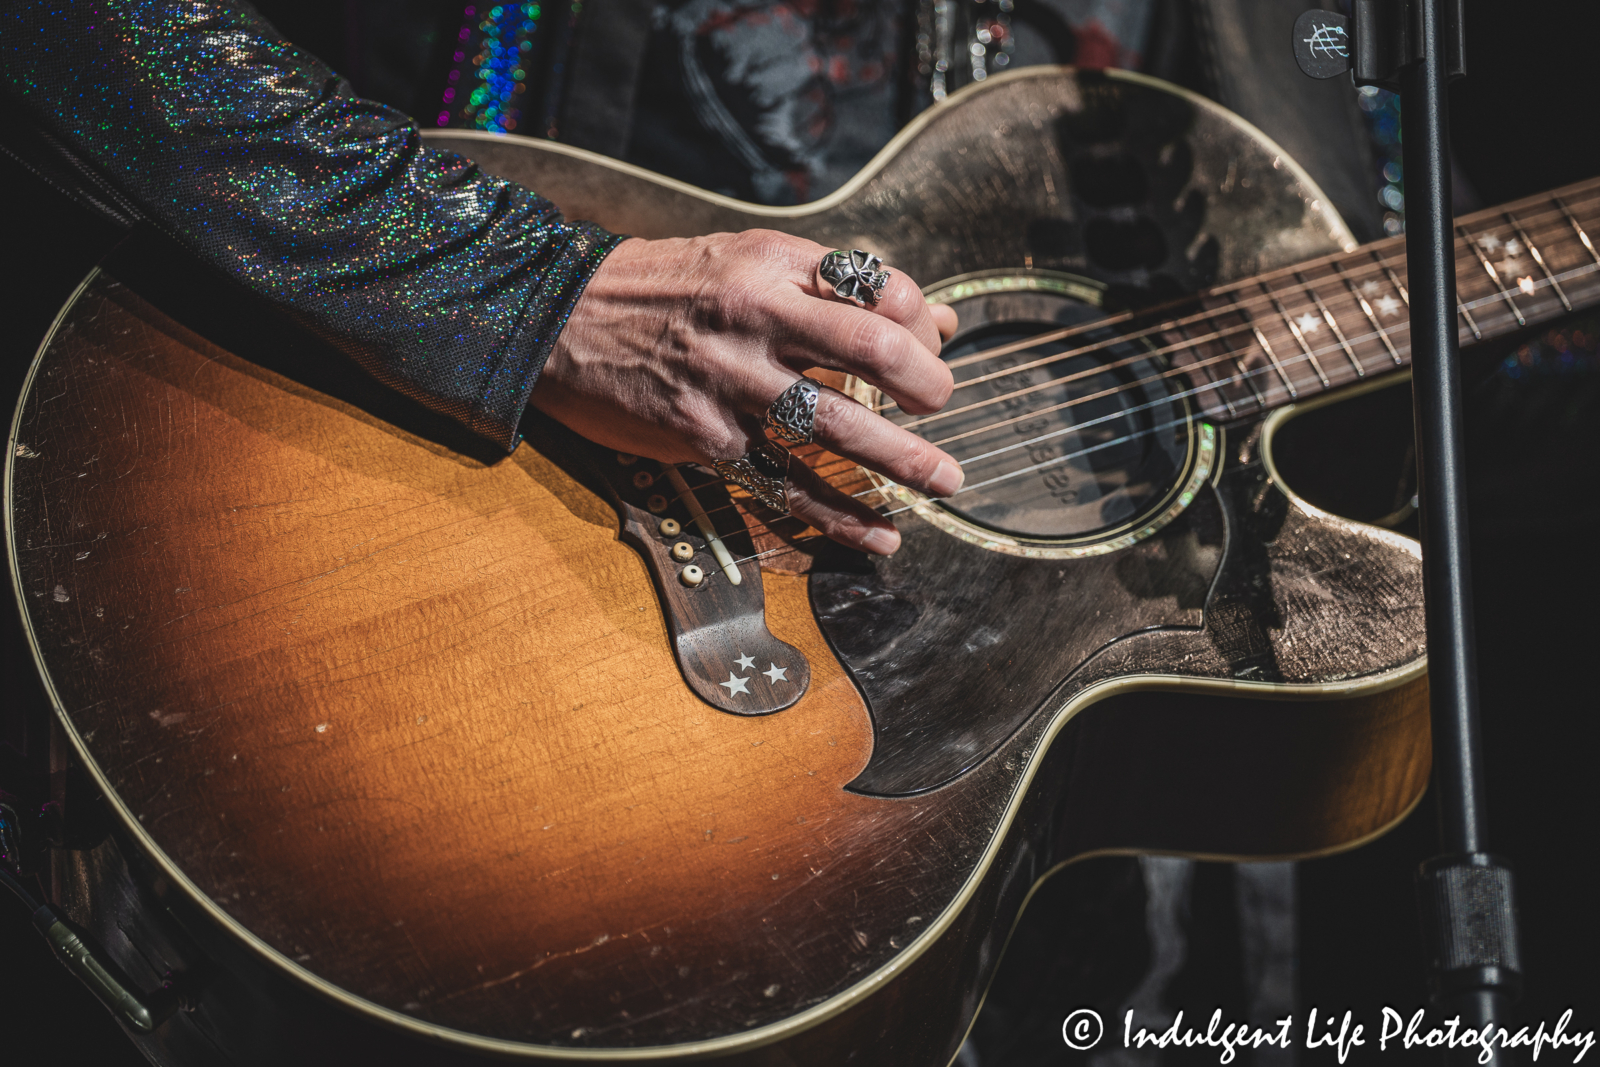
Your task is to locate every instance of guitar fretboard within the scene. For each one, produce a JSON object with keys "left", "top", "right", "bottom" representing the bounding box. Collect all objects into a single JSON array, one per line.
[{"left": 1166, "top": 177, "right": 1600, "bottom": 421}]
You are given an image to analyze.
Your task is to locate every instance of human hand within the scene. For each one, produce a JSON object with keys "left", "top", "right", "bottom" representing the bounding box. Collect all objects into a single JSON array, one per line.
[{"left": 534, "top": 230, "right": 962, "bottom": 555}]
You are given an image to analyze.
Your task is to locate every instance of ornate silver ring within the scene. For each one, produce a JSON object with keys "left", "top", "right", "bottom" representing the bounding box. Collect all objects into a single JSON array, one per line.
[
  {"left": 817, "top": 249, "right": 891, "bottom": 308},
  {"left": 764, "top": 378, "right": 820, "bottom": 448},
  {"left": 712, "top": 443, "right": 791, "bottom": 514}
]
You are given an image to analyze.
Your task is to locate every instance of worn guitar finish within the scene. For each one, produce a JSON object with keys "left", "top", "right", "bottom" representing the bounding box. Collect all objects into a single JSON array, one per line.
[{"left": 16, "top": 67, "right": 1598, "bottom": 1066}]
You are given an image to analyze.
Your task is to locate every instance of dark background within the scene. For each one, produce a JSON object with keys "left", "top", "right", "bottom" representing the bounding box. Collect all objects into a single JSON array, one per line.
[{"left": 2, "top": 0, "right": 1598, "bottom": 1063}]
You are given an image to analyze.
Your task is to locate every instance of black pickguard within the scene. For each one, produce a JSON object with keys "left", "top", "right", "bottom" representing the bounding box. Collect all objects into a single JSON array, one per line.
[{"left": 813, "top": 479, "right": 1226, "bottom": 796}]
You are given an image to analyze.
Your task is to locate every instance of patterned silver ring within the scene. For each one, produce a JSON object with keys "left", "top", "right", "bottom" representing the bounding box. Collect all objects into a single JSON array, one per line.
[
  {"left": 712, "top": 442, "right": 791, "bottom": 514},
  {"left": 764, "top": 378, "right": 820, "bottom": 448},
  {"left": 817, "top": 249, "right": 891, "bottom": 308}
]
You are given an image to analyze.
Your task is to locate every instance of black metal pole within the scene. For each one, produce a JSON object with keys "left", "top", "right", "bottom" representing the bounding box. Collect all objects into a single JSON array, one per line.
[
  {"left": 1402, "top": 2, "right": 1480, "bottom": 856},
  {"left": 1398, "top": 5, "right": 1522, "bottom": 1062},
  {"left": 1294, "top": 2, "right": 1522, "bottom": 1058}
]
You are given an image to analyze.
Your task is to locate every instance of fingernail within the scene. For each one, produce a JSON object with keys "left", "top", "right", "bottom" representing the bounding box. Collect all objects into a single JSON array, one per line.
[
  {"left": 861, "top": 526, "right": 900, "bottom": 556},
  {"left": 929, "top": 460, "right": 964, "bottom": 498}
]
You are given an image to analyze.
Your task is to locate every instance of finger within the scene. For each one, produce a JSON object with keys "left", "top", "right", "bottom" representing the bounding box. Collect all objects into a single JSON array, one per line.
[
  {"left": 808, "top": 387, "right": 963, "bottom": 498},
  {"left": 860, "top": 268, "right": 944, "bottom": 355},
  {"left": 733, "top": 370, "right": 962, "bottom": 500},
  {"left": 783, "top": 460, "right": 902, "bottom": 555},
  {"left": 790, "top": 240, "right": 944, "bottom": 356},
  {"left": 773, "top": 292, "right": 954, "bottom": 415},
  {"left": 930, "top": 303, "right": 958, "bottom": 342}
]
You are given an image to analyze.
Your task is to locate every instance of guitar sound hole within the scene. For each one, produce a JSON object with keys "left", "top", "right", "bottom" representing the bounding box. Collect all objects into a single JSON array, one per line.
[{"left": 891, "top": 283, "right": 1194, "bottom": 543}]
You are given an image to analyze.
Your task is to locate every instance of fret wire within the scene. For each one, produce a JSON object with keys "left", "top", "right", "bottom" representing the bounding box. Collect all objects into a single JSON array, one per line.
[
  {"left": 1453, "top": 186, "right": 1598, "bottom": 240},
  {"left": 927, "top": 285, "right": 1461, "bottom": 500},
  {"left": 1450, "top": 194, "right": 1599, "bottom": 255},
  {"left": 1506, "top": 211, "right": 1573, "bottom": 312},
  {"left": 1171, "top": 315, "right": 1239, "bottom": 419},
  {"left": 1204, "top": 191, "right": 1594, "bottom": 311},
  {"left": 1263, "top": 285, "right": 1332, "bottom": 388},
  {"left": 1363, "top": 233, "right": 1574, "bottom": 342},
  {"left": 1331, "top": 260, "right": 1404, "bottom": 365},
  {"left": 1377, "top": 257, "right": 1410, "bottom": 305},
  {"left": 1366, "top": 246, "right": 1483, "bottom": 339},
  {"left": 1457, "top": 224, "right": 1527, "bottom": 327},
  {"left": 1296, "top": 272, "right": 1365, "bottom": 377},
  {"left": 1462, "top": 204, "right": 1595, "bottom": 263},
  {"left": 1457, "top": 259, "right": 1598, "bottom": 317},
  {"left": 1224, "top": 290, "right": 1298, "bottom": 399},
  {"left": 1362, "top": 226, "right": 1572, "bottom": 321},
  {"left": 1555, "top": 194, "right": 1600, "bottom": 267},
  {"left": 1440, "top": 253, "right": 1486, "bottom": 341},
  {"left": 1210, "top": 304, "right": 1269, "bottom": 408},
  {"left": 1205, "top": 197, "right": 1526, "bottom": 303}
]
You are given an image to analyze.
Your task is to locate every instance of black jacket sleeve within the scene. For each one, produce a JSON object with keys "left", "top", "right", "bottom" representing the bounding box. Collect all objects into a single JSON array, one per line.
[{"left": 0, "top": 0, "right": 622, "bottom": 449}]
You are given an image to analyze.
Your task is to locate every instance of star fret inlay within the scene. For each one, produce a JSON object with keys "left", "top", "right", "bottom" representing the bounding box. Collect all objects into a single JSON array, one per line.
[
  {"left": 720, "top": 672, "right": 751, "bottom": 696},
  {"left": 764, "top": 663, "right": 789, "bottom": 684}
]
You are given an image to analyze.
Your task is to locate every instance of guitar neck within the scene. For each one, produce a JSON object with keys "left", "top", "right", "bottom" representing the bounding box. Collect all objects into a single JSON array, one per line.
[{"left": 1167, "top": 176, "right": 1600, "bottom": 421}]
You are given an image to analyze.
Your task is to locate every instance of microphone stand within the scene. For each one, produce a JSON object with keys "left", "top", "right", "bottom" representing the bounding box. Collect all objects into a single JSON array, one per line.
[{"left": 1293, "top": 3, "right": 1522, "bottom": 1062}]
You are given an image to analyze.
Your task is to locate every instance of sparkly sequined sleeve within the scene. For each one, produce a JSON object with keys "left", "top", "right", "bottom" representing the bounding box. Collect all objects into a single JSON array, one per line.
[{"left": 0, "top": 0, "right": 623, "bottom": 450}]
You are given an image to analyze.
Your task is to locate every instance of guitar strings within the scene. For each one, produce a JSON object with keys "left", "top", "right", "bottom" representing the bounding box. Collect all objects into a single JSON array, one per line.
[
  {"left": 870, "top": 244, "right": 1558, "bottom": 426},
  {"left": 869, "top": 197, "right": 1594, "bottom": 418},
  {"left": 930, "top": 191, "right": 1595, "bottom": 380},
  {"left": 674, "top": 253, "right": 1600, "bottom": 556},
  {"left": 813, "top": 200, "right": 1598, "bottom": 474},
  {"left": 677, "top": 249, "right": 1600, "bottom": 546},
  {"left": 883, "top": 253, "right": 1600, "bottom": 483},
  {"left": 886, "top": 196, "right": 1595, "bottom": 407},
  {"left": 722, "top": 413, "right": 1202, "bottom": 569},
  {"left": 649, "top": 192, "right": 1600, "bottom": 539},
  {"left": 898, "top": 321, "right": 1254, "bottom": 435},
  {"left": 826, "top": 239, "right": 1596, "bottom": 478}
]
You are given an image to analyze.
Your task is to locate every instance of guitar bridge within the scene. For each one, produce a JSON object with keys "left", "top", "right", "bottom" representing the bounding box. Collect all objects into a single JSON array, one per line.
[{"left": 567, "top": 432, "right": 810, "bottom": 716}]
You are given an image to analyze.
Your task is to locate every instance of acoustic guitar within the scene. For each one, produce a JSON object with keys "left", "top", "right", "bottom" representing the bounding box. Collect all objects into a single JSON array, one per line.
[{"left": 6, "top": 67, "right": 1598, "bottom": 1065}]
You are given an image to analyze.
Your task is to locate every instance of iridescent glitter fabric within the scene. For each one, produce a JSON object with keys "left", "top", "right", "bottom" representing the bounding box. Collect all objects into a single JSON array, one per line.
[{"left": 0, "top": 0, "right": 622, "bottom": 449}]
